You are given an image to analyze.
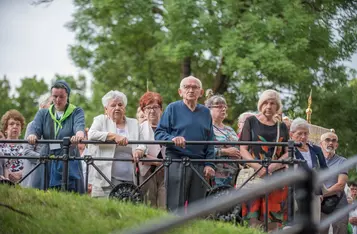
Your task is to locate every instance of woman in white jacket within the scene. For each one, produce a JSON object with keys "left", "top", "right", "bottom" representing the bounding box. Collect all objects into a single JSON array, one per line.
[
  {"left": 88, "top": 90, "right": 145, "bottom": 198},
  {"left": 138, "top": 92, "right": 166, "bottom": 208}
]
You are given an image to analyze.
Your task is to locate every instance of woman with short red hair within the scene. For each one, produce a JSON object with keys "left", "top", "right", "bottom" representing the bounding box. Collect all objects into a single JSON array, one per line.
[{"left": 138, "top": 91, "right": 166, "bottom": 208}]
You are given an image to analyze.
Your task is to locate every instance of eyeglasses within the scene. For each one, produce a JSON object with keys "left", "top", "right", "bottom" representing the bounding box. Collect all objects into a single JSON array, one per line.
[
  {"left": 144, "top": 105, "right": 161, "bottom": 112},
  {"left": 324, "top": 138, "right": 338, "bottom": 143},
  {"left": 210, "top": 105, "right": 228, "bottom": 110},
  {"left": 182, "top": 85, "right": 200, "bottom": 90}
]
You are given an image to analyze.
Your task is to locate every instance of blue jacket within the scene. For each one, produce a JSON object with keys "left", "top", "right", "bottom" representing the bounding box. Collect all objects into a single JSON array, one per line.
[
  {"left": 28, "top": 104, "right": 85, "bottom": 191},
  {"left": 294, "top": 143, "right": 328, "bottom": 171}
]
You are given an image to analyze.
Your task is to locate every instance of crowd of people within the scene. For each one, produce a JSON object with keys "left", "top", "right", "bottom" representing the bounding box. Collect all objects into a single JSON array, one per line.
[{"left": 0, "top": 77, "right": 355, "bottom": 233}]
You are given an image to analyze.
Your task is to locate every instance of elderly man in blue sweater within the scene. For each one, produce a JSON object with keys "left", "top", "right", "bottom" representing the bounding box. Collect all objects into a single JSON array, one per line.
[{"left": 155, "top": 76, "right": 215, "bottom": 212}]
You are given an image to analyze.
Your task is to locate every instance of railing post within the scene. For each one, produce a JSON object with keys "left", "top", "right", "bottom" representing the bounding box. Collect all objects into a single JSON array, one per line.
[
  {"left": 41, "top": 157, "right": 48, "bottom": 191},
  {"left": 287, "top": 140, "right": 295, "bottom": 223},
  {"left": 61, "top": 137, "right": 71, "bottom": 192},
  {"left": 298, "top": 168, "right": 316, "bottom": 234},
  {"left": 164, "top": 155, "right": 172, "bottom": 211}
]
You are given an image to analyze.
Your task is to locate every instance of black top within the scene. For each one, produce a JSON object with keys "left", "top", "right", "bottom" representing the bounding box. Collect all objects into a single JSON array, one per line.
[{"left": 240, "top": 116, "right": 289, "bottom": 160}]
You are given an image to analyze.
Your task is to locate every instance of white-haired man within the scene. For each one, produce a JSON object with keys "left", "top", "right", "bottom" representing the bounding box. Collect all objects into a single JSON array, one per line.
[
  {"left": 155, "top": 76, "right": 215, "bottom": 212},
  {"left": 320, "top": 132, "right": 348, "bottom": 234}
]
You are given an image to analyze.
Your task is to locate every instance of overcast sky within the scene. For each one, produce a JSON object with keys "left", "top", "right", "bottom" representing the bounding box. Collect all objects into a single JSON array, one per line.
[
  {"left": 0, "top": 0, "right": 81, "bottom": 91},
  {"left": 0, "top": 0, "right": 356, "bottom": 93}
]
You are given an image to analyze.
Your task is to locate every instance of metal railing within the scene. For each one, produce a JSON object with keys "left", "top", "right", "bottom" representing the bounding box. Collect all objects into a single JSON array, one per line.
[{"left": 2, "top": 138, "right": 354, "bottom": 233}]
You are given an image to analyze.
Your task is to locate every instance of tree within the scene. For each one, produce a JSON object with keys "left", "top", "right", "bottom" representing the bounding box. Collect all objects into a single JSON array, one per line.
[
  {"left": 0, "top": 76, "right": 15, "bottom": 123},
  {"left": 14, "top": 76, "right": 49, "bottom": 124},
  {"left": 68, "top": 0, "right": 357, "bottom": 121}
]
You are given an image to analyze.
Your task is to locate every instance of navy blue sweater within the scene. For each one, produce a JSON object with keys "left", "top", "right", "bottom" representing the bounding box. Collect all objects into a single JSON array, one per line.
[{"left": 155, "top": 101, "right": 215, "bottom": 165}]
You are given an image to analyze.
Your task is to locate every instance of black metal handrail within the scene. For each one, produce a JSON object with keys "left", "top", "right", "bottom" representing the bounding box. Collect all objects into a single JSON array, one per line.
[
  {"left": 119, "top": 169, "right": 309, "bottom": 234},
  {"left": 0, "top": 139, "right": 302, "bottom": 146},
  {"left": 5, "top": 138, "right": 357, "bottom": 234}
]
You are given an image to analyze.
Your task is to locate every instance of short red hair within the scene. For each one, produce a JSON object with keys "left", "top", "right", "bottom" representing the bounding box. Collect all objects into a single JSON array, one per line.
[{"left": 139, "top": 92, "right": 163, "bottom": 111}]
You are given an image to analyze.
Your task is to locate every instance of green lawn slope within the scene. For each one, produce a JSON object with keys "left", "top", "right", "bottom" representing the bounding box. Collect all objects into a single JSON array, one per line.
[{"left": 0, "top": 185, "right": 263, "bottom": 234}]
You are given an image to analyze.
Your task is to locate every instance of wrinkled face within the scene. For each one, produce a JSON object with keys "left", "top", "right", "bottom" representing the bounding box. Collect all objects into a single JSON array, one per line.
[
  {"left": 143, "top": 101, "right": 162, "bottom": 124},
  {"left": 290, "top": 127, "right": 309, "bottom": 146},
  {"left": 105, "top": 98, "right": 126, "bottom": 121},
  {"left": 5, "top": 118, "right": 22, "bottom": 139},
  {"left": 52, "top": 88, "right": 68, "bottom": 111},
  {"left": 178, "top": 79, "right": 203, "bottom": 102},
  {"left": 321, "top": 134, "right": 338, "bottom": 153},
  {"left": 261, "top": 99, "right": 278, "bottom": 117},
  {"left": 210, "top": 102, "right": 228, "bottom": 121}
]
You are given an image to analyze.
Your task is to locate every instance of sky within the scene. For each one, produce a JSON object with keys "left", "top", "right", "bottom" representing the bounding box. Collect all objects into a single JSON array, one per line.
[
  {"left": 0, "top": 0, "right": 356, "bottom": 94},
  {"left": 0, "top": 0, "right": 84, "bottom": 91}
]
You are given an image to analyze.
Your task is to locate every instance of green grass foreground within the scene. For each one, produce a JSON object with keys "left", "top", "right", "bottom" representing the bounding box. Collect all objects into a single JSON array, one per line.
[{"left": 0, "top": 185, "right": 263, "bottom": 234}]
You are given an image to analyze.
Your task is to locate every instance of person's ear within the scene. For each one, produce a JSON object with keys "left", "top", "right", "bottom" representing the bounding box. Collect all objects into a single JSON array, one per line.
[{"left": 178, "top": 88, "right": 183, "bottom": 97}]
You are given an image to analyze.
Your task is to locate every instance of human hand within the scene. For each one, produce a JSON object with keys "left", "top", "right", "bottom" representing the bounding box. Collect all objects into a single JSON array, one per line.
[
  {"left": 71, "top": 131, "right": 85, "bottom": 144},
  {"left": 172, "top": 136, "right": 186, "bottom": 148},
  {"left": 9, "top": 172, "right": 22, "bottom": 182},
  {"left": 27, "top": 134, "right": 38, "bottom": 145},
  {"left": 133, "top": 149, "right": 144, "bottom": 163},
  {"left": 257, "top": 168, "right": 267, "bottom": 178},
  {"left": 204, "top": 166, "right": 215, "bottom": 179},
  {"left": 114, "top": 135, "right": 128, "bottom": 146},
  {"left": 222, "top": 147, "right": 241, "bottom": 158}
]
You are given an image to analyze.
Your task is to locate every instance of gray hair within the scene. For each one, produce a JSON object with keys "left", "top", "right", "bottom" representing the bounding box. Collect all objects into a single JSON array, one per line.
[
  {"left": 179, "top": 76, "right": 202, "bottom": 89},
  {"left": 205, "top": 95, "right": 227, "bottom": 108},
  {"left": 290, "top": 117, "right": 309, "bottom": 133},
  {"left": 38, "top": 93, "right": 52, "bottom": 110},
  {"left": 101, "top": 90, "right": 128, "bottom": 107}
]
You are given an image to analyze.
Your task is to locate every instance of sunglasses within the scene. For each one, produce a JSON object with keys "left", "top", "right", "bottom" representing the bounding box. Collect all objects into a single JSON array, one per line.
[{"left": 324, "top": 138, "right": 337, "bottom": 143}]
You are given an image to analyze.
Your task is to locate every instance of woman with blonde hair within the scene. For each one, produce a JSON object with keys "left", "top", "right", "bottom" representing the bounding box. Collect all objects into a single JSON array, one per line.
[{"left": 239, "top": 89, "right": 290, "bottom": 230}]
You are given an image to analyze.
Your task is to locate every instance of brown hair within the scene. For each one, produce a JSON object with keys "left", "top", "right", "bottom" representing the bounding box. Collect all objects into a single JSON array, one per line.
[{"left": 1, "top": 109, "right": 26, "bottom": 133}]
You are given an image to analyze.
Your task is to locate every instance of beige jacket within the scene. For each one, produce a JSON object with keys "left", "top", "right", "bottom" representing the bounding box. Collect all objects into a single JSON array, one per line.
[
  {"left": 138, "top": 121, "right": 166, "bottom": 177},
  {"left": 88, "top": 114, "right": 145, "bottom": 188}
]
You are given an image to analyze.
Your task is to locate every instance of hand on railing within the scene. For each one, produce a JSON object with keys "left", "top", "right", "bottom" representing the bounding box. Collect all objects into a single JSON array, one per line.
[
  {"left": 133, "top": 149, "right": 144, "bottom": 163},
  {"left": 27, "top": 134, "right": 38, "bottom": 145},
  {"left": 114, "top": 135, "right": 128, "bottom": 146},
  {"left": 172, "top": 136, "right": 186, "bottom": 148},
  {"left": 70, "top": 131, "right": 85, "bottom": 144}
]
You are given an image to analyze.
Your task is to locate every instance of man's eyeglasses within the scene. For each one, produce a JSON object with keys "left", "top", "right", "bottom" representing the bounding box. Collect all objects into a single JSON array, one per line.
[
  {"left": 182, "top": 85, "right": 200, "bottom": 90},
  {"left": 324, "top": 138, "right": 338, "bottom": 143}
]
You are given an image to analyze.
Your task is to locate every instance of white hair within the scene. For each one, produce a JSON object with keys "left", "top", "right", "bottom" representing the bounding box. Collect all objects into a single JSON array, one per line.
[
  {"left": 101, "top": 90, "right": 128, "bottom": 107},
  {"left": 180, "top": 76, "right": 202, "bottom": 89},
  {"left": 38, "top": 93, "right": 52, "bottom": 110},
  {"left": 290, "top": 117, "right": 309, "bottom": 133}
]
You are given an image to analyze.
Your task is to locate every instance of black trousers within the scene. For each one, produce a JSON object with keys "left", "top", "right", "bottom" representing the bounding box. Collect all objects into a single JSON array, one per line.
[{"left": 166, "top": 152, "right": 206, "bottom": 213}]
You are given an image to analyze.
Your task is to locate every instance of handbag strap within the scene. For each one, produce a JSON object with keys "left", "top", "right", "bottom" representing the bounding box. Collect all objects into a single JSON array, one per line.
[{"left": 272, "top": 121, "right": 280, "bottom": 160}]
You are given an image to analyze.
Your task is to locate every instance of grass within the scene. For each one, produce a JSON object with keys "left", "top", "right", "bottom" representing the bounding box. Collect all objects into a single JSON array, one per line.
[{"left": 0, "top": 185, "right": 263, "bottom": 234}]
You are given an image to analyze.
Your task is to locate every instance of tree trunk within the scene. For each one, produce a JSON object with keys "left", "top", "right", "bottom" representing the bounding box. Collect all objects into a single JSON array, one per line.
[
  {"left": 213, "top": 57, "right": 229, "bottom": 94},
  {"left": 181, "top": 57, "right": 191, "bottom": 78}
]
